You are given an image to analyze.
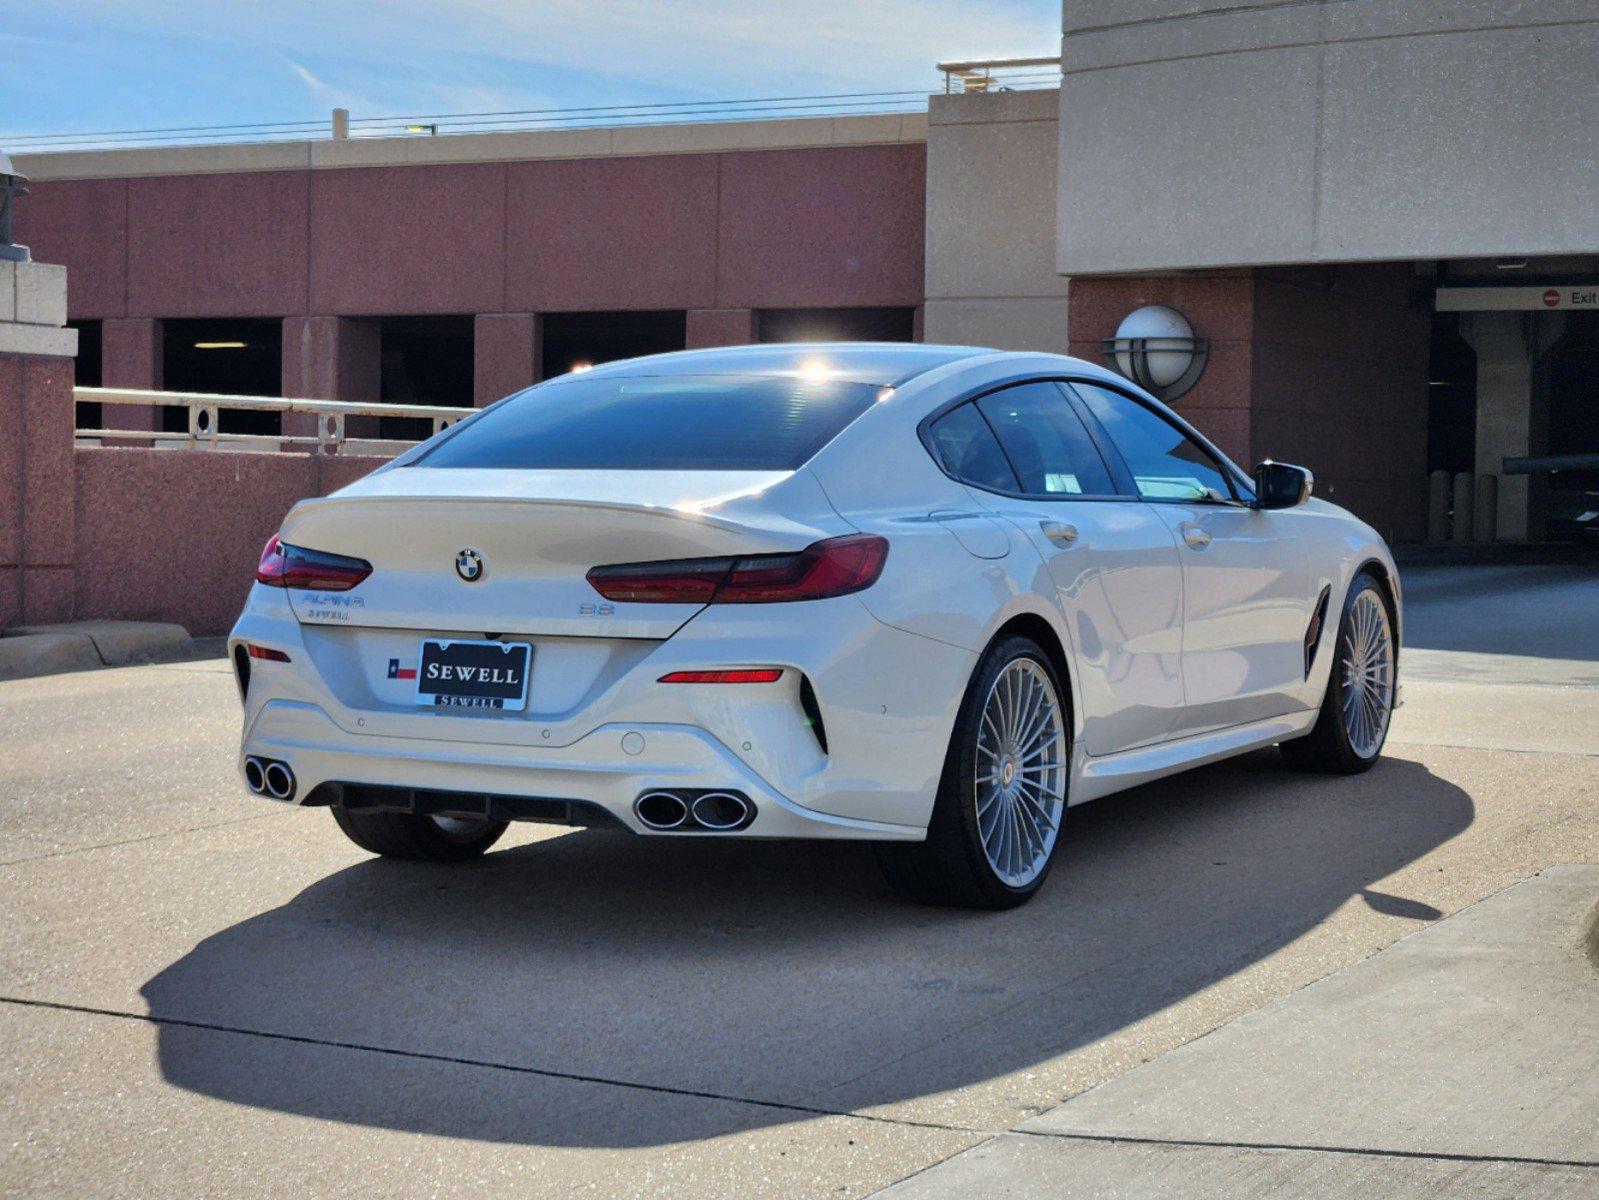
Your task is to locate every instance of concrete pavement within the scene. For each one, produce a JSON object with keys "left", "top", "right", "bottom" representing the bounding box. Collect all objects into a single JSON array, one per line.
[
  {"left": 1, "top": 561, "right": 1596, "bottom": 1198},
  {"left": 879, "top": 866, "right": 1599, "bottom": 1197}
]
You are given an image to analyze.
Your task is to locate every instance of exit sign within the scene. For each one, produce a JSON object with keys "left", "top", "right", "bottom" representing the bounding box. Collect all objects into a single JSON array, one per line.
[{"left": 1436, "top": 285, "right": 1599, "bottom": 312}]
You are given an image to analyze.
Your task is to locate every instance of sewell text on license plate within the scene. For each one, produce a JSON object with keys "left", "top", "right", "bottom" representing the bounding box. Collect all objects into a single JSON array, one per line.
[{"left": 413, "top": 639, "right": 532, "bottom": 710}]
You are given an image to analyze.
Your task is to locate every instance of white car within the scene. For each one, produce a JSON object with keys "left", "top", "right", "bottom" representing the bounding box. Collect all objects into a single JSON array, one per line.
[{"left": 230, "top": 345, "right": 1399, "bottom": 908}]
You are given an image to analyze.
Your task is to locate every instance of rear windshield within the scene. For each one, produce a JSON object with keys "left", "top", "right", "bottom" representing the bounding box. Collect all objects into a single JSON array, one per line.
[{"left": 415, "top": 374, "right": 882, "bottom": 471}]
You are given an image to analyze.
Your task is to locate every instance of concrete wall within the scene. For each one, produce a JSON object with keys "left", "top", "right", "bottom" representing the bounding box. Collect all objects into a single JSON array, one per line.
[
  {"left": 73, "top": 449, "right": 385, "bottom": 636},
  {"left": 923, "top": 90, "right": 1069, "bottom": 352},
  {"left": 1058, "top": 0, "right": 1599, "bottom": 273},
  {"left": 1068, "top": 263, "right": 1431, "bottom": 543},
  {"left": 0, "top": 261, "right": 79, "bottom": 628},
  {"left": 16, "top": 121, "right": 927, "bottom": 323}
]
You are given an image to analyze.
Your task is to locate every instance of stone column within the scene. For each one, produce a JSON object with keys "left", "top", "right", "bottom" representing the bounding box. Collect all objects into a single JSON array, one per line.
[
  {"left": 282, "top": 316, "right": 381, "bottom": 440},
  {"left": 100, "top": 317, "right": 162, "bottom": 432},
  {"left": 1461, "top": 311, "right": 1532, "bottom": 542},
  {"left": 686, "top": 308, "right": 757, "bottom": 349},
  {"left": 474, "top": 313, "right": 542, "bottom": 406},
  {"left": 0, "top": 260, "right": 78, "bottom": 627}
]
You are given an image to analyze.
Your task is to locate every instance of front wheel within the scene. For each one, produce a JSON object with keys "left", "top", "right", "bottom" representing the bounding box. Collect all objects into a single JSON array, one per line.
[
  {"left": 876, "top": 635, "right": 1070, "bottom": 909},
  {"left": 330, "top": 806, "right": 508, "bottom": 862},
  {"left": 1280, "top": 572, "right": 1396, "bottom": 774}
]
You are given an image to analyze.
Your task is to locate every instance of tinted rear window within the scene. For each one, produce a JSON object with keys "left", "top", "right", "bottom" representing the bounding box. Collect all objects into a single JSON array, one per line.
[{"left": 416, "top": 375, "right": 882, "bottom": 471}]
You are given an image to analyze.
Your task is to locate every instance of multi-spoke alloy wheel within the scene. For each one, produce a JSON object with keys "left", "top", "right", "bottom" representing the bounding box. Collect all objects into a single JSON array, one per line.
[
  {"left": 1339, "top": 589, "right": 1393, "bottom": 758},
  {"left": 875, "top": 635, "right": 1072, "bottom": 909},
  {"left": 1280, "top": 572, "right": 1395, "bottom": 775},
  {"left": 976, "top": 658, "right": 1067, "bottom": 888}
]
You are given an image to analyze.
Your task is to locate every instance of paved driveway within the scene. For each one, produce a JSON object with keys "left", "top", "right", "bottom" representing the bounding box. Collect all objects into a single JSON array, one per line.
[{"left": 2, "top": 561, "right": 1596, "bottom": 1198}]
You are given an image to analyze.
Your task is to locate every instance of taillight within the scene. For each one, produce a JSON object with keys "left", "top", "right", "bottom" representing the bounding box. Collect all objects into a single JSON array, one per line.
[
  {"left": 246, "top": 644, "right": 292, "bottom": 662},
  {"left": 256, "top": 534, "right": 372, "bottom": 592},
  {"left": 587, "top": 534, "right": 888, "bottom": 605}
]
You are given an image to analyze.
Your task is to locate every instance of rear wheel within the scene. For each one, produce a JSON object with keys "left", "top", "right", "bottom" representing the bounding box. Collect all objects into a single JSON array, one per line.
[
  {"left": 330, "top": 806, "right": 508, "bottom": 862},
  {"left": 1280, "top": 572, "right": 1395, "bottom": 774},
  {"left": 876, "top": 635, "right": 1069, "bottom": 909}
]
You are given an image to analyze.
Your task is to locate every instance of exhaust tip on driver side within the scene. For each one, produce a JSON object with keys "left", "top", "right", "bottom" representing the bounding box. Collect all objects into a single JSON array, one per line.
[
  {"left": 634, "top": 791, "right": 689, "bottom": 830},
  {"left": 243, "top": 756, "right": 266, "bottom": 794}
]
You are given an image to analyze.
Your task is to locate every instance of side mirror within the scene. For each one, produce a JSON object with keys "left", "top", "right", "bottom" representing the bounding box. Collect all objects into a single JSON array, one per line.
[{"left": 1253, "top": 460, "right": 1313, "bottom": 509}]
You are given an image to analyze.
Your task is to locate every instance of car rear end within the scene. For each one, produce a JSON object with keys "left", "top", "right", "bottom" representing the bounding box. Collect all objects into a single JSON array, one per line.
[{"left": 229, "top": 367, "right": 974, "bottom": 840}]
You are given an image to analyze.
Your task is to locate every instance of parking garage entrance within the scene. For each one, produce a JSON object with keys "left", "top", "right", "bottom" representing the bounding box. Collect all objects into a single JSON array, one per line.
[{"left": 1435, "top": 276, "right": 1599, "bottom": 543}]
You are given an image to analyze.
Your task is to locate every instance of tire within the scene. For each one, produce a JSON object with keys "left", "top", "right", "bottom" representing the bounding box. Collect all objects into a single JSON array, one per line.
[
  {"left": 330, "top": 805, "right": 508, "bottom": 862},
  {"left": 1280, "top": 571, "right": 1396, "bottom": 774},
  {"left": 876, "top": 634, "right": 1070, "bottom": 910}
]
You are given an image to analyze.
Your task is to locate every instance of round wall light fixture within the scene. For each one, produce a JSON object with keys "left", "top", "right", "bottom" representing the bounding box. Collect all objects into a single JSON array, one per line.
[{"left": 1102, "top": 305, "right": 1208, "bottom": 401}]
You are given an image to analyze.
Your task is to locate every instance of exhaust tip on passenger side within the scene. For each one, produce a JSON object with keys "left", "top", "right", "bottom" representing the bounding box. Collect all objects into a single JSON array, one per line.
[
  {"left": 243, "top": 756, "right": 266, "bottom": 794},
  {"left": 691, "top": 791, "right": 751, "bottom": 831},
  {"left": 262, "top": 761, "right": 296, "bottom": 801}
]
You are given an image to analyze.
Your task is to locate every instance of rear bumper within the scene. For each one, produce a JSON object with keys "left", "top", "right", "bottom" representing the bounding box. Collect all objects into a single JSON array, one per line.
[{"left": 241, "top": 698, "right": 922, "bottom": 840}]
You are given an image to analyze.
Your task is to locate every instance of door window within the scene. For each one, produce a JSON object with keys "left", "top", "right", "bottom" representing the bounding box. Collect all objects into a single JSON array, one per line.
[
  {"left": 974, "top": 382, "right": 1116, "bottom": 497},
  {"left": 927, "top": 403, "right": 1022, "bottom": 492},
  {"left": 1071, "top": 383, "right": 1237, "bottom": 503}
]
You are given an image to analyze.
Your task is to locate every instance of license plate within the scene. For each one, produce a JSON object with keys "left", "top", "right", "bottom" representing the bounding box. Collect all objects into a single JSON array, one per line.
[{"left": 413, "top": 639, "right": 532, "bottom": 711}]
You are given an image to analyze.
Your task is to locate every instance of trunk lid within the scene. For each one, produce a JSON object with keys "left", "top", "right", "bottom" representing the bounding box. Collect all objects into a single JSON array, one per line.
[{"left": 279, "top": 466, "right": 851, "bottom": 639}]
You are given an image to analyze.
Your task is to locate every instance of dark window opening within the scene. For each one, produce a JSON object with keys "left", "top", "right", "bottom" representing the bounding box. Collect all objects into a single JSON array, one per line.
[
  {"left": 540, "top": 311, "right": 687, "bottom": 381},
  {"left": 1427, "top": 312, "right": 1476, "bottom": 476},
  {"left": 378, "top": 316, "right": 475, "bottom": 441},
  {"left": 69, "top": 319, "right": 102, "bottom": 429},
  {"left": 759, "top": 307, "right": 915, "bottom": 344},
  {"left": 161, "top": 318, "right": 283, "bottom": 436}
]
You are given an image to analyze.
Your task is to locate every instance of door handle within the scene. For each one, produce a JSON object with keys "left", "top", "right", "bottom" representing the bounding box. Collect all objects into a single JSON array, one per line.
[
  {"left": 1040, "top": 520, "right": 1079, "bottom": 547},
  {"left": 1182, "top": 524, "right": 1212, "bottom": 549}
]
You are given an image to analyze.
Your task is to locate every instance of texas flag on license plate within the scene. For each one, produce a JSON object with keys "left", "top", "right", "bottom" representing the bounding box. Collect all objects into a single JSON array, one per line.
[{"left": 387, "top": 658, "right": 418, "bottom": 681}]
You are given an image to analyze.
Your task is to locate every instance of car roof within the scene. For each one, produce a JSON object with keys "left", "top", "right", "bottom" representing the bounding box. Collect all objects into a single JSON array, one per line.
[{"left": 564, "top": 342, "right": 996, "bottom": 387}]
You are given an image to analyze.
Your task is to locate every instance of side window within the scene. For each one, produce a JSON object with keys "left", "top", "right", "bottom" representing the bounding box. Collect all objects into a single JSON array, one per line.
[
  {"left": 974, "top": 382, "right": 1116, "bottom": 497},
  {"left": 928, "top": 403, "right": 1020, "bottom": 493},
  {"left": 1071, "top": 383, "right": 1236, "bottom": 502}
]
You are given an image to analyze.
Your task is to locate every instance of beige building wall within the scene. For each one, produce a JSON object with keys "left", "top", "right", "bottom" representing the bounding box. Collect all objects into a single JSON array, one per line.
[
  {"left": 1057, "top": 0, "right": 1599, "bottom": 274},
  {"left": 923, "top": 89, "right": 1069, "bottom": 352}
]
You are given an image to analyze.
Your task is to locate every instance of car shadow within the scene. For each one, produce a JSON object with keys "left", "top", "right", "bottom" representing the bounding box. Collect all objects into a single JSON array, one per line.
[{"left": 141, "top": 749, "right": 1471, "bottom": 1148}]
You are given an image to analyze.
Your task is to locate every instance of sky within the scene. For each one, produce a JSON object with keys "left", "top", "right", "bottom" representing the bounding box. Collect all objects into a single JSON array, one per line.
[{"left": 1, "top": 2, "right": 1060, "bottom": 145}]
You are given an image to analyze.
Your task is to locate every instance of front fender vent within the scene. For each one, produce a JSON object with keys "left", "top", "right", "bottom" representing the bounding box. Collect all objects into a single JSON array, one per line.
[{"left": 1304, "top": 586, "right": 1332, "bottom": 678}]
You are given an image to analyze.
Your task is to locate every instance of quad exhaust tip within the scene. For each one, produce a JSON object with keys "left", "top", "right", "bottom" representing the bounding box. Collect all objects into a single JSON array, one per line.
[
  {"left": 244, "top": 756, "right": 297, "bottom": 802},
  {"left": 634, "top": 789, "right": 754, "bottom": 832},
  {"left": 635, "top": 791, "right": 689, "bottom": 830},
  {"left": 263, "top": 761, "right": 295, "bottom": 800},
  {"left": 691, "top": 792, "right": 750, "bottom": 830}
]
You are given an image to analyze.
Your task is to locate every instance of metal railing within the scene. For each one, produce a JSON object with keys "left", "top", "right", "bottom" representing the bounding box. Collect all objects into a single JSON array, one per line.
[
  {"left": 937, "top": 56, "right": 1062, "bottom": 94},
  {"left": 73, "top": 387, "right": 475, "bottom": 457},
  {"left": 5, "top": 87, "right": 937, "bottom": 153}
]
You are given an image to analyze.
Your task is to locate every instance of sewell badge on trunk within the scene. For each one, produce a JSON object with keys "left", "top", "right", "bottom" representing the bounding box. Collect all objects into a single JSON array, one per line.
[{"left": 413, "top": 639, "right": 532, "bottom": 710}]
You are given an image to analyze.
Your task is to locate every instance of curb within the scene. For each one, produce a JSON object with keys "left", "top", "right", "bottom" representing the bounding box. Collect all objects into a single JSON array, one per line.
[{"left": 0, "top": 620, "right": 193, "bottom": 681}]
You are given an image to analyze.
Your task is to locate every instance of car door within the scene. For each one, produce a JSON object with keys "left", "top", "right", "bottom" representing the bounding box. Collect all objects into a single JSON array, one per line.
[
  {"left": 1070, "top": 381, "right": 1317, "bottom": 735},
  {"left": 927, "top": 381, "right": 1186, "bottom": 755}
]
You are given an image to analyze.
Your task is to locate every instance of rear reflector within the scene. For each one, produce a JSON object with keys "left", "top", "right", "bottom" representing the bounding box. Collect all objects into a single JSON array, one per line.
[
  {"left": 659, "top": 668, "right": 783, "bottom": 684},
  {"left": 257, "top": 533, "right": 372, "bottom": 592},
  {"left": 246, "top": 644, "right": 291, "bottom": 662},
  {"left": 588, "top": 534, "right": 888, "bottom": 605}
]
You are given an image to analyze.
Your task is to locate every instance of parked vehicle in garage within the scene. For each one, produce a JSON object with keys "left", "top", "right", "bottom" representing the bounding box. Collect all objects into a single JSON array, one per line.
[{"left": 230, "top": 344, "right": 1400, "bottom": 908}]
